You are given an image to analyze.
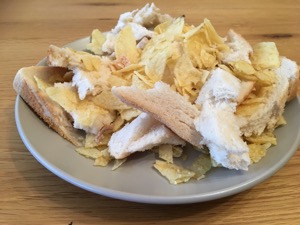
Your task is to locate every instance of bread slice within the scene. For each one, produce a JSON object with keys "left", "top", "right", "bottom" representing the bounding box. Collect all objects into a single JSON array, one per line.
[
  {"left": 112, "top": 82, "right": 202, "bottom": 148},
  {"left": 108, "top": 112, "right": 185, "bottom": 159},
  {"left": 13, "top": 66, "right": 85, "bottom": 147},
  {"left": 194, "top": 68, "right": 250, "bottom": 170}
]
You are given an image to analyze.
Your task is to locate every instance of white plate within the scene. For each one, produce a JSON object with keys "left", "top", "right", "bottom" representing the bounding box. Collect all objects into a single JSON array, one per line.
[{"left": 15, "top": 37, "right": 300, "bottom": 204}]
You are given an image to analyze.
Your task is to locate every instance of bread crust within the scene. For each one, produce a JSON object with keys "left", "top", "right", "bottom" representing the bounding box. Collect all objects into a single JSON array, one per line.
[
  {"left": 112, "top": 83, "right": 203, "bottom": 148},
  {"left": 13, "top": 66, "right": 85, "bottom": 147},
  {"left": 287, "top": 70, "right": 300, "bottom": 101}
]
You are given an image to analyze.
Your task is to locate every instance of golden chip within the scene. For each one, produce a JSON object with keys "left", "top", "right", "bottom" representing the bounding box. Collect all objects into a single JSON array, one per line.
[
  {"left": 241, "top": 97, "right": 266, "bottom": 105},
  {"left": 143, "top": 45, "right": 171, "bottom": 82},
  {"left": 172, "top": 145, "right": 184, "bottom": 158},
  {"left": 112, "top": 158, "right": 127, "bottom": 170},
  {"left": 94, "top": 148, "right": 113, "bottom": 166},
  {"left": 254, "top": 70, "right": 277, "bottom": 86},
  {"left": 133, "top": 71, "right": 155, "bottom": 88},
  {"left": 86, "top": 29, "right": 106, "bottom": 55},
  {"left": 131, "top": 74, "right": 152, "bottom": 90},
  {"left": 228, "top": 61, "right": 257, "bottom": 81},
  {"left": 154, "top": 20, "right": 172, "bottom": 34},
  {"left": 112, "top": 63, "right": 144, "bottom": 76},
  {"left": 162, "top": 16, "right": 185, "bottom": 41},
  {"left": 47, "top": 83, "right": 115, "bottom": 132},
  {"left": 115, "top": 25, "right": 140, "bottom": 64},
  {"left": 275, "top": 115, "right": 287, "bottom": 128},
  {"left": 75, "top": 147, "right": 103, "bottom": 159},
  {"left": 173, "top": 53, "right": 204, "bottom": 102},
  {"left": 184, "top": 19, "right": 228, "bottom": 64},
  {"left": 107, "top": 74, "right": 130, "bottom": 87},
  {"left": 236, "top": 102, "right": 264, "bottom": 117},
  {"left": 245, "top": 130, "right": 277, "bottom": 145},
  {"left": 84, "top": 133, "right": 99, "bottom": 148},
  {"left": 111, "top": 115, "right": 125, "bottom": 132},
  {"left": 190, "top": 154, "right": 212, "bottom": 180},
  {"left": 92, "top": 90, "right": 130, "bottom": 110},
  {"left": 141, "top": 17, "right": 184, "bottom": 82},
  {"left": 120, "top": 108, "right": 141, "bottom": 121},
  {"left": 248, "top": 143, "right": 272, "bottom": 164},
  {"left": 158, "top": 144, "right": 173, "bottom": 163},
  {"left": 46, "top": 83, "right": 78, "bottom": 111},
  {"left": 153, "top": 160, "right": 195, "bottom": 184},
  {"left": 251, "top": 42, "right": 280, "bottom": 70}
]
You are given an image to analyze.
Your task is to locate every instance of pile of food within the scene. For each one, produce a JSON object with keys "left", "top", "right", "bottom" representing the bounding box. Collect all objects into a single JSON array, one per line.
[{"left": 13, "top": 3, "right": 299, "bottom": 184}]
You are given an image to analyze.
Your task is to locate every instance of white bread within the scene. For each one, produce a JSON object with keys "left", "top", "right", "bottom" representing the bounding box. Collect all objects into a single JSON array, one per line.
[
  {"left": 48, "top": 45, "right": 112, "bottom": 100},
  {"left": 238, "top": 61, "right": 290, "bottom": 137},
  {"left": 108, "top": 112, "right": 185, "bottom": 159},
  {"left": 194, "top": 68, "right": 250, "bottom": 170},
  {"left": 196, "top": 68, "right": 242, "bottom": 104},
  {"left": 275, "top": 56, "right": 299, "bottom": 101},
  {"left": 13, "top": 66, "right": 85, "bottom": 147},
  {"left": 220, "top": 29, "right": 253, "bottom": 64},
  {"left": 112, "top": 82, "right": 202, "bottom": 148}
]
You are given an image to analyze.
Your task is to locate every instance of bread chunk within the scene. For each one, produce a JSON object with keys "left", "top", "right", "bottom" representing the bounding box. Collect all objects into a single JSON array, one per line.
[
  {"left": 13, "top": 66, "right": 85, "bottom": 146},
  {"left": 112, "top": 82, "right": 202, "bottom": 148}
]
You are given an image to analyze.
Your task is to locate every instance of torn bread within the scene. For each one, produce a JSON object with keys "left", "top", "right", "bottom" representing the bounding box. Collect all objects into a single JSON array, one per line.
[
  {"left": 13, "top": 66, "right": 85, "bottom": 147},
  {"left": 275, "top": 56, "right": 299, "bottom": 101},
  {"left": 112, "top": 82, "right": 202, "bottom": 148},
  {"left": 48, "top": 45, "right": 113, "bottom": 100},
  {"left": 108, "top": 112, "right": 185, "bottom": 159},
  {"left": 237, "top": 58, "right": 291, "bottom": 136},
  {"left": 220, "top": 29, "right": 253, "bottom": 64},
  {"left": 194, "top": 68, "right": 250, "bottom": 170}
]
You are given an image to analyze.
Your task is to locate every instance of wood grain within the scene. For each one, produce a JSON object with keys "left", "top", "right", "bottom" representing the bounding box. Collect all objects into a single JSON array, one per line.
[{"left": 1, "top": 0, "right": 299, "bottom": 224}]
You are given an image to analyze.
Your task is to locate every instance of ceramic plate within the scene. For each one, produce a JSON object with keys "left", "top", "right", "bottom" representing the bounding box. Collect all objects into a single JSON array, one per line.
[{"left": 15, "top": 37, "right": 300, "bottom": 204}]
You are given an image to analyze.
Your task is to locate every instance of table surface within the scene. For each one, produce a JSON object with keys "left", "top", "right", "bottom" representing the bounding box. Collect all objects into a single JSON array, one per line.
[{"left": 1, "top": 0, "right": 300, "bottom": 224}]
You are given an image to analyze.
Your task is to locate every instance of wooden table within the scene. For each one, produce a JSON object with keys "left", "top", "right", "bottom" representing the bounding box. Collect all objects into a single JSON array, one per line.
[{"left": 1, "top": 0, "right": 299, "bottom": 224}]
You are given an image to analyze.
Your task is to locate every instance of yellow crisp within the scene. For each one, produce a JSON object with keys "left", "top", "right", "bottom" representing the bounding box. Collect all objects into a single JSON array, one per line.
[
  {"left": 275, "top": 116, "right": 287, "bottom": 128},
  {"left": 172, "top": 145, "right": 184, "bottom": 158},
  {"left": 75, "top": 147, "right": 103, "bottom": 159},
  {"left": 158, "top": 144, "right": 173, "bottom": 163},
  {"left": 251, "top": 42, "right": 280, "bottom": 70},
  {"left": 190, "top": 154, "right": 212, "bottom": 180},
  {"left": 46, "top": 84, "right": 78, "bottom": 111},
  {"left": 86, "top": 29, "right": 106, "bottom": 55},
  {"left": 184, "top": 19, "right": 228, "bottom": 70},
  {"left": 153, "top": 160, "right": 195, "bottom": 184},
  {"left": 119, "top": 108, "right": 141, "bottom": 121},
  {"left": 245, "top": 131, "right": 277, "bottom": 145},
  {"left": 115, "top": 26, "right": 140, "bottom": 64},
  {"left": 94, "top": 148, "right": 113, "bottom": 166},
  {"left": 112, "top": 158, "right": 127, "bottom": 170},
  {"left": 236, "top": 102, "right": 264, "bottom": 117},
  {"left": 46, "top": 84, "right": 115, "bottom": 132},
  {"left": 248, "top": 143, "right": 272, "bottom": 164},
  {"left": 92, "top": 90, "right": 130, "bottom": 110},
  {"left": 254, "top": 70, "right": 277, "bottom": 86},
  {"left": 173, "top": 53, "right": 204, "bottom": 102},
  {"left": 229, "top": 61, "right": 257, "bottom": 81}
]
